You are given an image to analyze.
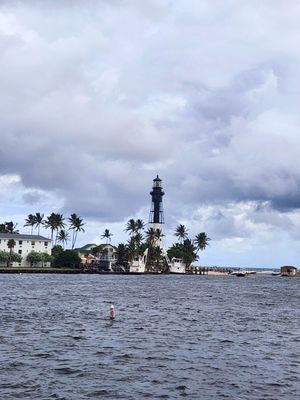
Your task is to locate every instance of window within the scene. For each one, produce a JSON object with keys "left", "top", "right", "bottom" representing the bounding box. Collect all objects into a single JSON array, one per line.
[
  {"left": 19, "top": 240, "right": 23, "bottom": 245},
  {"left": 44, "top": 242, "right": 48, "bottom": 246},
  {"left": 18, "top": 250, "right": 22, "bottom": 255},
  {"left": 31, "top": 241, "right": 35, "bottom": 246}
]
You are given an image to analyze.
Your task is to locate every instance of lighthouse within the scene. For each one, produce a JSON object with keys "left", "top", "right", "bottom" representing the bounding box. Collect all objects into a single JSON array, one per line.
[{"left": 149, "top": 175, "right": 165, "bottom": 229}]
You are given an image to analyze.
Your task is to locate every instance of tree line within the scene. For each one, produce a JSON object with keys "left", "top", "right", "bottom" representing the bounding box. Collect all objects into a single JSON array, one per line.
[
  {"left": 0, "top": 212, "right": 85, "bottom": 248},
  {"left": 0, "top": 215, "right": 210, "bottom": 270},
  {"left": 98, "top": 220, "right": 211, "bottom": 271}
]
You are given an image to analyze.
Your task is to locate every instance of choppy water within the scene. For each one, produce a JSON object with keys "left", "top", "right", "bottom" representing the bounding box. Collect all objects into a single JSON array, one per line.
[{"left": 0, "top": 274, "right": 299, "bottom": 400}]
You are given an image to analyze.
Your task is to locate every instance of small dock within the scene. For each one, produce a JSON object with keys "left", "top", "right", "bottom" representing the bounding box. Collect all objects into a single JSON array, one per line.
[{"left": 186, "top": 266, "right": 209, "bottom": 274}]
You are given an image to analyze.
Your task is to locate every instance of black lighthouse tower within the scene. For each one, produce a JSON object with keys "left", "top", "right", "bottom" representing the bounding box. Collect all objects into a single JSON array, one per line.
[{"left": 149, "top": 175, "right": 165, "bottom": 225}]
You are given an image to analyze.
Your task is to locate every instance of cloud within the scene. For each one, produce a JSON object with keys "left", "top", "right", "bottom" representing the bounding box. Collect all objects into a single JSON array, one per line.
[{"left": 1, "top": 1, "right": 300, "bottom": 266}]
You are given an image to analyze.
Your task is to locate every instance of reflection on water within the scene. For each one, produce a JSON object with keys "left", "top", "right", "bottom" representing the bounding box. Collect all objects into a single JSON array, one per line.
[{"left": 0, "top": 274, "right": 299, "bottom": 399}]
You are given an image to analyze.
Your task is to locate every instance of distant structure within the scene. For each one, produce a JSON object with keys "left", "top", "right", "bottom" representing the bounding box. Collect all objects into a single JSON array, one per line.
[
  {"left": 75, "top": 243, "right": 117, "bottom": 271},
  {"left": 149, "top": 175, "right": 165, "bottom": 228},
  {"left": 148, "top": 176, "right": 185, "bottom": 274},
  {"left": 280, "top": 265, "right": 297, "bottom": 276},
  {"left": 129, "top": 175, "right": 165, "bottom": 273},
  {"left": 0, "top": 233, "right": 52, "bottom": 267}
]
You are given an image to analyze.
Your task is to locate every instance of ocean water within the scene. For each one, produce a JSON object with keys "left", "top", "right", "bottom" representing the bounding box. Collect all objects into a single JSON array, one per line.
[{"left": 0, "top": 274, "right": 299, "bottom": 400}]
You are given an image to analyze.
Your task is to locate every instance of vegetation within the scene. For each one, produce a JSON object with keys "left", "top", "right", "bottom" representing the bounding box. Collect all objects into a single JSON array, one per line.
[
  {"left": 0, "top": 214, "right": 210, "bottom": 272},
  {"left": 57, "top": 229, "right": 70, "bottom": 248},
  {"left": 7, "top": 238, "right": 17, "bottom": 267},
  {"left": 22, "top": 212, "right": 85, "bottom": 249},
  {"left": 194, "top": 232, "right": 211, "bottom": 253},
  {"left": 69, "top": 213, "right": 85, "bottom": 249},
  {"left": 27, "top": 251, "right": 52, "bottom": 267},
  {"left": 24, "top": 214, "right": 36, "bottom": 234},
  {"left": 43, "top": 213, "right": 65, "bottom": 244},
  {"left": 174, "top": 224, "right": 188, "bottom": 244},
  {"left": 0, "top": 241, "right": 22, "bottom": 266},
  {"left": 0, "top": 250, "right": 21, "bottom": 266},
  {"left": 168, "top": 225, "right": 211, "bottom": 267},
  {"left": 0, "top": 221, "right": 19, "bottom": 233},
  {"left": 167, "top": 239, "right": 197, "bottom": 267},
  {"left": 115, "top": 243, "right": 128, "bottom": 268},
  {"left": 53, "top": 250, "right": 81, "bottom": 268},
  {"left": 101, "top": 229, "right": 113, "bottom": 244}
]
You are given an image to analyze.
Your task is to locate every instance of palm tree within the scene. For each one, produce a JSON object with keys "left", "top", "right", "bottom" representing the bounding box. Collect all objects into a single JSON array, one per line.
[
  {"left": 34, "top": 213, "right": 44, "bottom": 235},
  {"left": 24, "top": 214, "right": 36, "bottom": 234},
  {"left": 101, "top": 229, "right": 113, "bottom": 244},
  {"left": 43, "top": 213, "right": 57, "bottom": 243},
  {"left": 0, "top": 221, "right": 19, "bottom": 234},
  {"left": 68, "top": 213, "right": 85, "bottom": 249},
  {"left": 125, "top": 219, "right": 137, "bottom": 237},
  {"left": 194, "top": 232, "right": 211, "bottom": 253},
  {"left": 126, "top": 237, "right": 137, "bottom": 262},
  {"left": 154, "top": 228, "right": 164, "bottom": 241},
  {"left": 116, "top": 243, "right": 128, "bottom": 267},
  {"left": 133, "top": 232, "right": 143, "bottom": 247},
  {"left": 135, "top": 219, "right": 145, "bottom": 232},
  {"left": 145, "top": 227, "right": 158, "bottom": 248},
  {"left": 44, "top": 213, "right": 65, "bottom": 244},
  {"left": 145, "top": 227, "right": 164, "bottom": 248},
  {"left": 57, "top": 229, "right": 70, "bottom": 249},
  {"left": 7, "top": 238, "right": 16, "bottom": 267},
  {"left": 175, "top": 224, "right": 188, "bottom": 244}
]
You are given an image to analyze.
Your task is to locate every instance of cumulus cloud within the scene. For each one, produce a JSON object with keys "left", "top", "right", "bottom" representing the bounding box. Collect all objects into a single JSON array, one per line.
[{"left": 1, "top": 0, "right": 300, "bottom": 266}]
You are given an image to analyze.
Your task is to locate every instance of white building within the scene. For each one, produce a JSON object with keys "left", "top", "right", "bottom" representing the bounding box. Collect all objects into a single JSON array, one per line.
[{"left": 0, "top": 233, "right": 52, "bottom": 267}]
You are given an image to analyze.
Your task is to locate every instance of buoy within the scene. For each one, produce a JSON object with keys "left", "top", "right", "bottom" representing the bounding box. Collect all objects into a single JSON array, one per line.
[{"left": 110, "top": 304, "right": 116, "bottom": 320}]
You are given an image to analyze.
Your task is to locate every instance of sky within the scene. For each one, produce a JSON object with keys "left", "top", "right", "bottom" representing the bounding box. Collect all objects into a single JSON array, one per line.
[{"left": 1, "top": 0, "right": 300, "bottom": 268}]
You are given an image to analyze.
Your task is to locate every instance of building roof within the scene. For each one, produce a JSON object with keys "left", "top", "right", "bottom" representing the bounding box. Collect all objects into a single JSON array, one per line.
[
  {"left": 0, "top": 233, "right": 51, "bottom": 241},
  {"left": 79, "top": 243, "right": 97, "bottom": 250}
]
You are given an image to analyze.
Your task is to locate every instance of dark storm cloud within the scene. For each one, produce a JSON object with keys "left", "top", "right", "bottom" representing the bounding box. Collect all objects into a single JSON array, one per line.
[{"left": 1, "top": 0, "right": 300, "bottom": 254}]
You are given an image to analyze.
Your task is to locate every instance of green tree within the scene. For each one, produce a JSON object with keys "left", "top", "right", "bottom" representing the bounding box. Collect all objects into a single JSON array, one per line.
[
  {"left": 27, "top": 251, "right": 43, "bottom": 267},
  {"left": 116, "top": 243, "right": 128, "bottom": 267},
  {"left": 40, "top": 252, "right": 52, "bottom": 267},
  {"left": 34, "top": 213, "right": 44, "bottom": 235},
  {"left": 10, "top": 253, "right": 22, "bottom": 264},
  {"left": 101, "top": 229, "right": 113, "bottom": 244},
  {"left": 27, "top": 251, "right": 52, "bottom": 267},
  {"left": 53, "top": 250, "right": 81, "bottom": 268},
  {"left": 135, "top": 219, "right": 145, "bottom": 232},
  {"left": 194, "top": 232, "right": 211, "bottom": 253},
  {"left": 24, "top": 214, "right": 36, "bottom": 234},
  {"left": 68, "top": 213, "right": 85, "bottom": 249},
  {"left": 125, "top": 219, "right": 137, "bottom": 236},
  {"left": 145, "top": 227, "right": 164, "bottom": 247},
  {"left": 57, "top": 229, "right": 70, "bottom": 249},
  {"left": 0, "top": 251, "right": 9, "bottom": 266},
  {"left": 174, "top": 224, "right": 188, "bottom": 244},
  {"left": 167, "top": 239, "right": 198, "bottom": 267},
  {"left": 0, "top": 221, "right": 19, "bottom": 233},
  {"left": 44, "top": 213, "right": 65, "bottom": 244},
  {"left": 7, "top": 238, "right": 16, "bottom": 267},
  {"left": 145, "top": 227, "right": 157, "bottom": 247},
  {"left": 51, "top": 245, "right": 64, "bottom": 263}
]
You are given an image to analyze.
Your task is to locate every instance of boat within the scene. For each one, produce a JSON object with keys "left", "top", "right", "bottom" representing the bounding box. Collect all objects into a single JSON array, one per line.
[
  {"left": 129, "top": 249, "right": 148, "bottom": 273},
  {"left": 231, "top": 269, "right": 257, "bottom": 277},
  {"left": 169, "top": 257, "right": 186, "bottom": 274},
  {"left": 231, "top": 270, "right": 246, "bottom": 277}
]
